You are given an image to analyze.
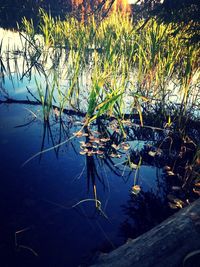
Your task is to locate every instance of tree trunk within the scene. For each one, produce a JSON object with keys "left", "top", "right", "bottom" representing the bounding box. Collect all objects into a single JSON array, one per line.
[{"left": 89, "top": 198, "right": 200, "bottom": 267}]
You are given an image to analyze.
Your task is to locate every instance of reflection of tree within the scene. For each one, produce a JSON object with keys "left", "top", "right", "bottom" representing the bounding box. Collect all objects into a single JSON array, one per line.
[
  {"left": 136, "top": 0, "right": 200, "bottom": 42},
  {"left": 1, "top": 0, "right": 199, "bottom": 43},
  {"left": 120, "top": 190, "right": 173, "bottom": 241},
  {"left": 0, "top": 0, "right": 115, "bottom": 28},
  {"left": 0, "top": 0, "right": 72, "bottom": 28}
]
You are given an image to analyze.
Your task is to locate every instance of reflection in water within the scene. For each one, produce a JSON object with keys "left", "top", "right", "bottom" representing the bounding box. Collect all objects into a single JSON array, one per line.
[
  {"left": 1, "top": 29, "right": 200, "bottom": 267},
  {"left": 120, "top": 180, "right": 173, "bottom": 241},
  {"left": 0, "top": 3, "right": 72, "bottom": 29},
  {"left": 0, "top": 101, "right": 175, "bottom": 266},
  {"left": 1, "top": 97, "right": 199, "bottom": 266}
]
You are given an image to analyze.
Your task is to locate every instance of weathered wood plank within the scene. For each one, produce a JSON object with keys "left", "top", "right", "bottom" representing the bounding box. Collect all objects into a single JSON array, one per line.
[{"left": 89, "top": 198, "right": 200, "bottom": 267}]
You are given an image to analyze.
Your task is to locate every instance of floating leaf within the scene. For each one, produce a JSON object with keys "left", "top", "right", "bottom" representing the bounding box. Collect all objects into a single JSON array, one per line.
[
  {"left": 130, "top": 162, "right": 138, "bottom": 169},
  {"left": 85, "top": 143, "right": 92, "bottom": 147},
  {"left": 96, "top": 150, "right": 104, "bottom": 155},
  {"left": 79, "top": 141, "right": 85, "bottom": 145},
  {"left": 148, "top": 151, "right": 156, "bottom": 157},
  {"left": 174, "top": 200, "right": 184, "bottom": 208},
  {"left": 110, "top": 153, "right": 121, "bottom": 158},
  {"left": 167, "top": 194, "right": 184, "bottom": 208},
  {"left": 80, "top": 150, "right": 87, "bottom": 155},
  {"left": 167, "top": 171, "right": 175, "bottom": 176},
  {"left": 99, "top": 144, "right": 105, "bottom": 148},
  {"left": 89, "top": 135, "right": 95, "bottom": 140},
  {"left": 100, "top": 138, "right": 110, "bottom": 142},
  {"left": 111, "top": 144, "right": 120, "bottom": 150},
  {"left": 80, "top": 142, "right": 87, "bottom": 148},
  {"left": 73, "top": 131, "right": 83, "bottom": 137},
  {"left": 121, "top": 142, "right": 130, "bottom": 151},
  {"left": 93, "top": 138, "right": 100, "bottom": 144},
  {"left": 131, "top": 185, "right": 141, "bottom": 195}
]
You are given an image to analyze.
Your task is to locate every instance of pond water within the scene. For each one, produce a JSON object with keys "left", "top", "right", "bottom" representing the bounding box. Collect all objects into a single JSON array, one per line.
[
  {"left": 0, "top": 102, "right": 174, "bottom": 267},
  {"left": 0, "top": 29, "right": 175, "bottom": 267}
]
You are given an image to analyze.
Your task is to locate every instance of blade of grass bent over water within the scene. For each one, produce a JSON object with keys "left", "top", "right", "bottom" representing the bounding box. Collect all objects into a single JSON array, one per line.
[{"left": 21, "top": 135, "right": 75, "bottom": 167}]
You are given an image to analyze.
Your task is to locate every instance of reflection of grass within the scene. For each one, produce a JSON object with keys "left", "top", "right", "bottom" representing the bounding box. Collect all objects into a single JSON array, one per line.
[
  {"left": 0, "top": 40, "right": 6, "bottom": 83},
  {"left": 2, "top": 9, "right": 200, "bottom": 204},
  {"left": 35, "top": 77, "right": 56, "bottom": 121},
  {"left": 16, "top": 100, "right": 200, "bottom": 210}
]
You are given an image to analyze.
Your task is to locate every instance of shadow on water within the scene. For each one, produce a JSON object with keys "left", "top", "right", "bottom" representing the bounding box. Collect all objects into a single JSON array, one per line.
[{"left": 120, "top": 189, "right": 173, "bottom": 241}]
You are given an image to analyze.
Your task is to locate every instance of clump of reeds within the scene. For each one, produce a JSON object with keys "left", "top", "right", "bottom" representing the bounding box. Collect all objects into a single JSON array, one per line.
[{"left": 16, "top": 9, "right": 199, "bottom": 125}]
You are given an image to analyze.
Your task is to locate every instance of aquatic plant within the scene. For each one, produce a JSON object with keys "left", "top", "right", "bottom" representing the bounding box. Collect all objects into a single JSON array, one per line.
[
  {"left": 1, "top": 8, "right": 200, "bottom": 204},
  {"left": 18, "top": 10, "right": 199, "bottom": 109},
  {"left": 35, "top": 76, "right": 56, "bottom": 121}
]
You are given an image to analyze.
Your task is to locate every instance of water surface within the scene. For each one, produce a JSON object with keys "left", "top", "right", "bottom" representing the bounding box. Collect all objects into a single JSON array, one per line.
[{"left": 0, "top": 28, "right": 173, "bottom": 267}]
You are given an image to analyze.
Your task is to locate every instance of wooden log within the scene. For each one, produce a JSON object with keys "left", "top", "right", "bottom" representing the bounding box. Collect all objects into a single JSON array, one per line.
[{"left": 89, "top": 198, "right": 200, "bottom": 267}]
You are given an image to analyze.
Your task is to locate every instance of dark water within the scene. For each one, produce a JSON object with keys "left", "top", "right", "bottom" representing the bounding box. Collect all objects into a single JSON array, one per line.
[
  {"left": 0, "top": 3, "right": 199, "bottom": 263},
  {"left": 0, "top": 101, "right": 173, "bottom": 267},
  {"left": 0, "top": 1, "right": 72, "bottom": 29},
  {"left": 0, "top": 36, "right": 175, "bottom": 266}
]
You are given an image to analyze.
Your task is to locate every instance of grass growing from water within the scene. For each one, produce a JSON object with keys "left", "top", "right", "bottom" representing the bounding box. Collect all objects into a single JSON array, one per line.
[
  {"left": 17, "top": 10, "right": 199, "bottom": 126},
  {"left": 1, "top": 8, "right": 200, "bottom": 236}
]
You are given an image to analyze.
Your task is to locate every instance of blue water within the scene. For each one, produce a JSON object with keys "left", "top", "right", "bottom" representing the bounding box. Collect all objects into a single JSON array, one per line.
[
  {"left": 0, "top": 102, "right": 172, "bottom": 267},
  {"left": 0, "top": 44, "right": 175, "bottom": 267}
]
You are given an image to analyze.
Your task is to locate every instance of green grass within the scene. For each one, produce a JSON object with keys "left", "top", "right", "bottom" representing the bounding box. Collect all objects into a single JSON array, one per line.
[{"left": 6, "top": 10, "right": 199, "bottom": 125}]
